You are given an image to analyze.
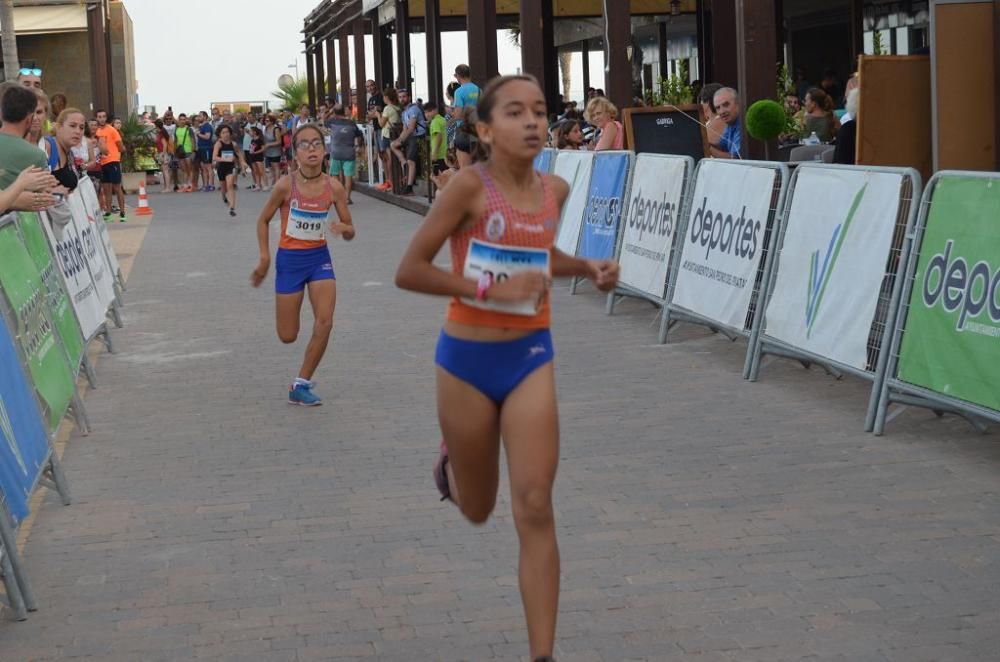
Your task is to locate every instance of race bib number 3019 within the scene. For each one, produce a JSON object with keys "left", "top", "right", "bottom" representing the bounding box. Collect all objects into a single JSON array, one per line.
[
  {"left": 462, "top": 239, "right": 551, "bottom": 316},
  {"left": 287, "top": 206, "right": 328, "bottom": 242}
]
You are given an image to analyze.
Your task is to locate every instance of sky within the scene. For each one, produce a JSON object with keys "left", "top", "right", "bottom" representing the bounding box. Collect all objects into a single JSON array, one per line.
[{"left": 127, "top": 0, "right": 606, "bottom": 113}]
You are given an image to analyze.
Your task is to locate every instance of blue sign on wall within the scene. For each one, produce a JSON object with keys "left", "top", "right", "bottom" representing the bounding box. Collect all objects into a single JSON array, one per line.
[
  {"left": 577, "top": 152, "right": 630, "bottom": 260},
  {"left": 534, "top": 148, "right": 556, "bottom": 174},
  {"left": 0, "top": 313, "right": 50, "bottom": 524}
]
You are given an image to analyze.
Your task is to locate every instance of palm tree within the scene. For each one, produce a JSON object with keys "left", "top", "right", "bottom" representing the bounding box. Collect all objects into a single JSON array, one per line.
[
  {"left": 1, "top": 0, "right": 19, "bottom": 81},
  {"left": 272, "top": 77, "right": 310, "bottom": 112}
]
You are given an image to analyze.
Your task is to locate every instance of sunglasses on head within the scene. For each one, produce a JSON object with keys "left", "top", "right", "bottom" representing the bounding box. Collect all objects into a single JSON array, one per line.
[{"left": 19, "top": 68, "right": 42, "bottom": 76}]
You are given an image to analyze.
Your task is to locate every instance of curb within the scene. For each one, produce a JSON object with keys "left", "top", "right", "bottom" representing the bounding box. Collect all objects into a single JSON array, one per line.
[{"left": 356, "top": 184, "right": 431, "bottom": 216}]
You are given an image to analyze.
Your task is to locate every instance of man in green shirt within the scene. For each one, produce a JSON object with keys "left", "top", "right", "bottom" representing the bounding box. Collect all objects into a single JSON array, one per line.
[
  {"left": 424, "top": 101, "right": 448, "bottom": 175},
  {"left": 0, "top": 84, "right": 54, "bottom": 212}
]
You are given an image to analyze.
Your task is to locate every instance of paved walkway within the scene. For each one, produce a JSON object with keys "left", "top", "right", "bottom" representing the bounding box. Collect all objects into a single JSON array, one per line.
[{"left": 2, "top": 190, "right": 999, "bottom": 661}]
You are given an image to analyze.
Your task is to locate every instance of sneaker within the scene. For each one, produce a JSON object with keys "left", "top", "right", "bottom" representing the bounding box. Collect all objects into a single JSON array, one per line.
[
  {"left": 288, "top": 382, "right": 322, "bottom": 406},
  {"left": 103, "top": 212, "right": 112, "bottom": 222},
  {"left": 402, "top": 185, "right": 414, "bottom": 196},
  {"left": 111, "top": 205, "right": 120, "bottom": 213},
  {"left": 119, "top": 211, "right": 126, "bottom": 223},
  {"left": 229, "top": 209, "right": 236, "bottom": 217},
  {"left": 433, "top": 440, "right": 453, "bottom": 502}
]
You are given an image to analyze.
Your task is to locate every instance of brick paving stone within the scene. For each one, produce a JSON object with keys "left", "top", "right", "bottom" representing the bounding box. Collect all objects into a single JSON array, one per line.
[{"left": 1, "top": 190, "right": 999, "bottom": 660}]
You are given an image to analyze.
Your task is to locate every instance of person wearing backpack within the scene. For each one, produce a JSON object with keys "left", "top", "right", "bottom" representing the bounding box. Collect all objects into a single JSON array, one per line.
[{"left": 391, "top": 88, "right": 426, "bottom": 196}]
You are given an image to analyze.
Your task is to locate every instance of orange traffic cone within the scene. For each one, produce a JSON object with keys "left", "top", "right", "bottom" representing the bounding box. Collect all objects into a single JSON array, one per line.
[{"left": 135, "top": 181, "right": 154, "bottom": 216}]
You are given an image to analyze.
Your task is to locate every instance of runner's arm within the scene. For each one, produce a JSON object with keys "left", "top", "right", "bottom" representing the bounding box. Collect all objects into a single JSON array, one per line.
[
  {"left": 212, "top": 141, "right": 221, "bottom": 164},
  {"left": 251, "top": 177, "right": 289, "bottom": 287}
]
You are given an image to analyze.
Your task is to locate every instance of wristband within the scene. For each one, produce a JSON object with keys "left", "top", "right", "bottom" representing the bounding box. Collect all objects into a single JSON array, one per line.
[{"left": 475, "top": 272, "right": 493, "bottom": 302}]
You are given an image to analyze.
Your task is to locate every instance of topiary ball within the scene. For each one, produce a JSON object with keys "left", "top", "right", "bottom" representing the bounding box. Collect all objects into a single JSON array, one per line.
[{"left": 745, "top": 100, "right": 786, "bottom": 141}]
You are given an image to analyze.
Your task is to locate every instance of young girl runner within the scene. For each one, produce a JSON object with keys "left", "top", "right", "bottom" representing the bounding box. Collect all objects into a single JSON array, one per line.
[
  {"left": 248, "top": 126, "right": 266, "bottom": 191},
  {"left": 212, "top": 125, "right": 247, "bottom": 217},
  {"left": 251, "top": 124, "right": 354, "bottom": 406},
  {"left": 395, "top": 75, "right": 619, "bottom": 662}
]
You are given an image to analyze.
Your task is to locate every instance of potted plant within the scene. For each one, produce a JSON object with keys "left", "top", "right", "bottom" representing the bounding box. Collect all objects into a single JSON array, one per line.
[{"left": 119, "top": 113, "right": 157, "bottom": 193}]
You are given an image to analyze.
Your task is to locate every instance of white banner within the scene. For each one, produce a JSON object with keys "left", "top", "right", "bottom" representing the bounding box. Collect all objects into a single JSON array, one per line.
[
  {"left": 671, "top": 161, "right": 777, "bottom": 330},
  {"left": 553, "top": 150, "right": 594, "bottom": 255},
  {"left": 78, "top": 179, "right": 122, "bottom": 279},
  {"left": 764, "top": 168, "right": 903, "bottom": 369},
  {"left": 618, "top": 154, "right": 687, "bottom": 300},
  {"left": 40, "top": 206, "right": 104, "bottom": 339},
  {"left": 67, "top": 192, "right": 115, "bottom": 310}
]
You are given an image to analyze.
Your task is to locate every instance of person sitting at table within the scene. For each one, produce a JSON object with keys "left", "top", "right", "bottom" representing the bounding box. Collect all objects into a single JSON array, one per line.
[{"left": 802, "top": 87, "right": 839, "bottom": 142}]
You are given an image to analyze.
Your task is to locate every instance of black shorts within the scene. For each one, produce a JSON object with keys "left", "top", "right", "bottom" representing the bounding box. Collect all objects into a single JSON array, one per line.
[
  {"left": 265, "top": 155, "right": 281, "bottom": 167},
  {"left": 404, "top": 135, "right": 421, "bottom": 161},
  {"left": 454, "top": 131, "right": 474, "bottom": 154},
  {"left": 248, "top": 153, "right": 264, "bottom": 164},
  {"left": 216, "top": 162, "right": 236, "bottom": 180},
  {"left": 195, "top": 147, "right": 213, "bottom": 163},
  {"left": 100, "top": 162, "right": 122, "bottom": 184}
]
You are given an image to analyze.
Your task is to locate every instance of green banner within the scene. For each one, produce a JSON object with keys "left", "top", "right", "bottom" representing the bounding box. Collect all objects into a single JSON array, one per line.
[
  {"left": 16, "top": 213, "right": 85, "bottom": 368},
  {"left": 0, "top": 222, "right": 76, "bottom": 431},
  {"left": 897, "top": 176, "right": 1000, "bottom": 412}
]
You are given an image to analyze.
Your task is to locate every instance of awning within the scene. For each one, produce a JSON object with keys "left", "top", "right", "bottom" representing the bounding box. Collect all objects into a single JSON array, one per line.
[
  {"left": 7, "top": 4, "right": 88, "bottom": 35},
  {"left": 362, "top": 0, "right": 386, "bottom": 13}
]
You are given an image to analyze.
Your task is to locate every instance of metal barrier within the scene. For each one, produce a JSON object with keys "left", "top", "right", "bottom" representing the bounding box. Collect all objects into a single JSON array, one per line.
[
  {"left": 552, "top": 150, "right": 596, "bottom": 256},
  {"left": 745, "top": 163, "right": 922, "bottom": 430},
  {"left": 659, "top": 160, "right": 789, "bottom": 366},
  {"left": 874, "top": 170, "right": 1000, "bottom": 435},
  {"left": 606, "top": 153, "right": 695, "bottom": 316}
]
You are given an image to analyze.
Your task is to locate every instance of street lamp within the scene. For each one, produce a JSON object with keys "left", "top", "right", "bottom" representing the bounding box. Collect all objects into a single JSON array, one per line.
[{"left": 288, "top": 62, "right": 300, "bottom": 79}]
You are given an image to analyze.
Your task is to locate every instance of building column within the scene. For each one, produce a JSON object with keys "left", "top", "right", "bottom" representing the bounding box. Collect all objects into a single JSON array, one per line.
[
  {"left": 604, "top": 0, "right": 632, "bottom": 111},
  {"left": 326, "top": 35, "right": 338, "bottom": 104},
  {"left": 395, "top": 0, "right": 412, "bottom": 89},
  {"left": 305, "top": 37, "right": 316, "bottom": 114},
  {"left": 87, "top": 0, "right": 112, "bottom": 111},
  {"left": 994, "top": 0, "right": 1000, "bottom": 169},
  {"left": 339, "top": 28, "right": 352, "bottom": 109},
  {"left": 521, "top": 0, "right": 559, "bottom": 112},
  {"left": 425, "top": 0, "right": 444, "bottom": 105},
  {"left": 658, "top": 21, "right": 669, "bottom": 80},
  {"left": 582, "top": 40, "right": 591, "bottom": 93},
  {"left": 849, "top": 0, "right": 864, "bottom": 65},
  {"left": 373, "top": 21, "right": 394, "bottom": 91},
  {"left": 466, "top": 0, "right": 499, "bottom": 86},
  {"left": 354, "top": 18, "right": 368, "bottom": 120},
  {"left": 708, "top": 0, "right": 738, "bottom": 87},
  {"left": 314, "top": 41, "right": 326, "bottom": 105},
  {"left": 735, "top": 0, "right": 779, "bottom": 159}
]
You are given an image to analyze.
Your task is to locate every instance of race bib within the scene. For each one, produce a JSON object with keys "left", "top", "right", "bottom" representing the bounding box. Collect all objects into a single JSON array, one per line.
[
  {"left": 220, "top": 149, "right": 235, "bottom": 162},
  {"left": 286, "top": 205, "right": 328, "bottom": 242},
  {"left": 462, "top": 239, "right": 550, "bottom": 316}
]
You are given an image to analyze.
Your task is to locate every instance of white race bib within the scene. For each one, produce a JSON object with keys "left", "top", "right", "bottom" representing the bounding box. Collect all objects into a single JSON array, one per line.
[
  {"left": 220, "top": 149, "right": 235, "bottom": 162},
  {"left": 462, "top": 239, "right": 551, "bottom": 316},
  {"left": 286, "top": 204, "right": 328, "bottom": 242}
]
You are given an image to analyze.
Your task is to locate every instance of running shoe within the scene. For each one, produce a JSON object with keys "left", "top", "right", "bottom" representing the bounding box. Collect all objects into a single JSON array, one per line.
[
  {"left": 119, "top": 211, "right": 126, "bottom": 223},
  {"left": 229, "top": 209, "right": 236, "bottom": 217},
  {"left": 433, "top": 440, "right": 453, "bottom": 502},
  {"left": 103, "top": 211, "right": 112, "bottom": 222},
  {"left": 288, "top": 382, "right": 322, "bottom": 406}
]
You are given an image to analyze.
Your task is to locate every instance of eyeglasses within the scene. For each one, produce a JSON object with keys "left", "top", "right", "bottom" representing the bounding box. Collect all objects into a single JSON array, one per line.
[
  {"left": 19, "top": 68, "right": 42, "bottom": 76},
  {"left": 295, "top": 139, "right": 325, "bottom": 151}
]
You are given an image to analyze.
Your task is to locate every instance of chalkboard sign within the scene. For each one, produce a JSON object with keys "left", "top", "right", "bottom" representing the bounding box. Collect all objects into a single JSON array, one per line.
[{"left": 623, "top": 105, "right": 708, "bottom": 161}]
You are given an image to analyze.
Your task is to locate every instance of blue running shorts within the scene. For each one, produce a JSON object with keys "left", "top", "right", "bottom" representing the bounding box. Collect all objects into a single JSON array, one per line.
[
  {"left": 274, "top": 245, "right": 335, "bottom": 294},
  {"left": 434, "top": 329, "right": 554, "bottom": 404}
]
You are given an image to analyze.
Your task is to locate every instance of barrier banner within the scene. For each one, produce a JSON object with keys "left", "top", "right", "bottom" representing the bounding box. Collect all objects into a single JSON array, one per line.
[
  {"left": 553, "top": 151, "right": 595, "bottom": 255},
  {"left": 896, "top": 175, "right": 1000, "bottom": 411},
  {"left": 0, "top": 312, "right": 51, "bottom": 525},
  {"left": 79, "top": 179, "right": 123, "bottom": 279},
  {"left": 0, "top": 222, "right": 76, "bottom": 432},
  {"left": 618, "top": 154, "right": 687, "bottom": 299},
  {"left": 534, "top": 148, "right": 556, "bottom": 174},
  {"left": 39, "top": 207, "right": 104, "bottom": 339},
  {"left": 16, "top": 213, "right": 85, "bottom": 369},
  {"left": 671, "top": 161, "right": 776, "bottom": 329},
  {"left": 67, "top": 192, "right": 115, "bottom": 309},
  {"left": 763, "top": 168, "right": 903, "bottom": 369},
  {"left": 577, "top": 152, "right": 631, "bottom": 260}
]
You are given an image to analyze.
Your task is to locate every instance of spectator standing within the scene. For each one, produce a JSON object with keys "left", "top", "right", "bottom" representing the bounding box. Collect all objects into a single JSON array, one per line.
[
  {"left": 247, "top": 126, "right": 267, "bottom": 191},
  {"left": 585, "top": 97, "right": 623, "bottom": 151},
  {"left": 324, "top": 104, "right": 363, "bottom": 204},
  {"left": 424, "top": 101, "right": 448, "bottom": 175},
  {"left": 17, "top": 67, "right": 42, "bottom": 90},
  {"left": 392, "top": 89, "right": 426, "bottom": 195},
  {"left": 173, "top": 113, "right": 196, "bottom": 192},
  {"left": 154, "top": 121, "right": 175, "bottom": 193},
  {"left": 50, "top": 109, "right": 86, "bottom": 192},
  {"left": 0, "top": 84, "right": 54, "bottom": 213},
  {"left": 95, "top": 108, "right": 127, "bottom": 221},
  {"left": 709, "top": 87, "right": 742, "bottom": 159},
  {"left": 375, "top": 87, "right": 402, "bottom": 191},
  {"left": 262, "top": 113, "right": 284, "bottom": 191},
  {"left": 196, "top": 112, "right": 216, "bottom": 191},
  {"left": 450, "top": 64, "right": 481, "bottom": 167}
]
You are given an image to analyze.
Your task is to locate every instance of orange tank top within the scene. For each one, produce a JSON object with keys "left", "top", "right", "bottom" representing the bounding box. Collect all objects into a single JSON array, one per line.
[
  {"left": 447, "top": 164, "right": 561, "bottom": 329},
  {"left": 279, "top": 174, "right": 335, "bottom": 250}
]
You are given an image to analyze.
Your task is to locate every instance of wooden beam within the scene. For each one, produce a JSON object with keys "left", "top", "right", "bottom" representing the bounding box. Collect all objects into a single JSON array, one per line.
[
  {"left": 340, "top": 28, "right": 352, "bottom": 109},
  {"left": 326, "top": 35, "right": 338, "bottom": 103},
  {"left": 396, "top": 0, "right": 413, "bottom": 88},
  {"left": 314, "top": 42, "right": 326, "bottom": 105},
  {"left": 521, "top": 0, "right": 559, "bottom": 112},
  {"left": 354, "top": 18, "right": 368, "bottom": 120},
  {"left": 995, "top": 0, "right": 1000, "bottom": 169},
  {"left": 658, "top": 21, "right": 669, "bottom": 80},
  {"left": 582, "top": 39, "right": 591, "bottom": 93},
  {"left": 467, "top": 0, "right": 499, "bottom": 85},
  {"left": 735, "top": 0, "right": 779, "bottom": 160},
  {"left": 604, "top": 0, "right": 632, "bottom": 111},
  {"left": 306, "top": 37, "right": 316, "bottom": 114},
  {"left": 709, "top": 0, "right": 738, "bottom": 87},
  {"left": 425, "top": 0, "right": 444, "bottom": 105},
  {"left": 87, "top": 1, "right": 112, "bottom": 112}
]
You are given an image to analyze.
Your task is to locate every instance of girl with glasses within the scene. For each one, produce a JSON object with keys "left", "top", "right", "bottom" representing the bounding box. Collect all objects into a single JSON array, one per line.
[{"left": 250, "top": 124, "right": 355, "bottom": 406}]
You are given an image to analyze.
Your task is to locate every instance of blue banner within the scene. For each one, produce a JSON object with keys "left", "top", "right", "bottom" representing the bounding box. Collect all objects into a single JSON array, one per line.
[
  {"left": 0, "top": 313, "right": 51, "bottom": 525},
  {"left": 577, "top": 152, "right": 630, "bottom": 259},
  {"left": 534, "top": 148, "right": 556, "bottom": 174}
]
